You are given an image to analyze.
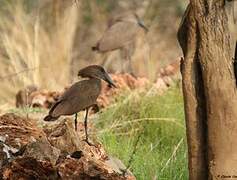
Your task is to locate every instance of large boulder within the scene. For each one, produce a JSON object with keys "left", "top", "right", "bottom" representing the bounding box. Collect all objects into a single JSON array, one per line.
[{"left": 0, "top": 113, "right": 135, "bottom": 180}]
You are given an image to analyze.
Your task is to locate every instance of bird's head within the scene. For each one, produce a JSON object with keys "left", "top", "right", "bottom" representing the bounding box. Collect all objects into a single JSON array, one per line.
[
  {"left": 134, "top": 13, "right": 149, "bottom": 33},
  {"left": 78, "top": 65, "right": 116, "bottom": 88},
  {"left": 112, "top": 12, "right": 148, "bottom": 33}
]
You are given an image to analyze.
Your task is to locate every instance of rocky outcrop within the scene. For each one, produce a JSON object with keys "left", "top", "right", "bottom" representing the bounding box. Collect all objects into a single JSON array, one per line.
[
  {"left": 15, "top": 60, "right": 181, "bottom": 110},
  {"left": 0, "top": 113, "right": 135, "bottom": 179},
  {"left": 1, "top": 157, "right": 59, "bottom": 180},
  {"left": 15, "top": 85, "right": 38, "bottom": 108}
]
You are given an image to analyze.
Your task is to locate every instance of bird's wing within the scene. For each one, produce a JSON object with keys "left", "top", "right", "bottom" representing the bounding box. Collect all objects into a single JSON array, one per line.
[
  {"left": 97, "top": 21, "right": 139, "bottom": 52},
  {"left": 50, "top": 80, "right": 100, "bottom": 117}
]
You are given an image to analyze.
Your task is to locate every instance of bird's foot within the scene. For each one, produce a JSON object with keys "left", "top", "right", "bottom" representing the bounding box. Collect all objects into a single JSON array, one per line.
[{"left": 83, "top": 138, "right": 96, "bottom": 147}]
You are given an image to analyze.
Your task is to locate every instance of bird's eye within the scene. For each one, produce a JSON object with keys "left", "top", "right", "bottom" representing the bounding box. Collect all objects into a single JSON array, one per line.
[{"left": 101, "top": 68, "right": 106, "bottom": 73}]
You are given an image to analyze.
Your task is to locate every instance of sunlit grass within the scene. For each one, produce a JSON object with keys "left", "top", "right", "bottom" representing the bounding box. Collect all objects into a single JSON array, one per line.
[{"left": 96, "top": 85, "right": 188, "bottom": 180}]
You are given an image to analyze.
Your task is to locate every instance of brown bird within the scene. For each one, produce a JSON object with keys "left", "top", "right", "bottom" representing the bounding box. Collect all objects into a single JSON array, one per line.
[
  {"left": 92, "top": 12, "right": 148, "bottom": 75},
  {"left": 44, "top": 65, "right": 116, "bottom": 145}
]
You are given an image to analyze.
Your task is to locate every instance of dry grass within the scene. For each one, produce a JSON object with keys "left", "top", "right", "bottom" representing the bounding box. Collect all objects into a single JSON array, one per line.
[
  {"left": 0, "top": 0, "right": 186, "bottom": 110},
  {"left": 0, "top": 2, "right": 78, "bottom": 107}
]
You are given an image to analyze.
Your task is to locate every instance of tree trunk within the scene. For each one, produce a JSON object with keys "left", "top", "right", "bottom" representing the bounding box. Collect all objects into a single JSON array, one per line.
[{"left": 178, "top": 0, "right": 237, "bottom": 179}]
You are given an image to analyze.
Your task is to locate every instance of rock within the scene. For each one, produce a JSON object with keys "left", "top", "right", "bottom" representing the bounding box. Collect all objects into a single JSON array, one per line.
[
  {"left": 43, "top": 119, "right": 108, "bottom": 161},
  {"left": 15, "top": 85, "right": 38, "bottom": 108},
  {"left": 43, "top": 119, "right": 83, "bottom": 154},
  {"left": 15, "top": 73, "right": 150, "bottom": 110},
  {"left": 15, "top": 61, "right": 182, "bottom": 110},
  {"left": 70, "top": 150, "right": 83, "bottom": 159},
  {"left": 97, "top": 73, "right": 149, "bottom": 108},
  {"left": 159, "top": 59, "right": 181, "bottom": 77},
  {"left": 105, "top": 156, "right": 130, "bottom": 175},
  {"left": 30, "top": 92, "right": 48, "bottom": 108},
  {"left": 14, "top": 67, "right": 181, "bottom": 110},
  {"left": 0, "top": 157, "right": 59, "bottom": 180},
  {"left": 0, "top": 140, "right": 22, "bottom": 169},
  {"left": 16, "top": 86, "right": 61, "bottom": 109},
  {"left": 155, "top": 78, "right": 168, "bottom": 91},
  {"left": 0, "top": 143, "right": 9, "bottom": 169},
  {"left": 0, "top": 113, "right": 136, "bottom": 180},
  {"left": 30, "top": 90, "right": 61, "bottom": 109},
  {"left": 0, "top": 113, "right": 44, "bottom": 149},
  {"left": 23, "top": 137, "right": 61, "bottom": 165},
  {"left": 0, "top": 113, "right": 55, "bottom": 169},
  {"left": 58, "top": 156, "right": 135, "bottom": 180}
]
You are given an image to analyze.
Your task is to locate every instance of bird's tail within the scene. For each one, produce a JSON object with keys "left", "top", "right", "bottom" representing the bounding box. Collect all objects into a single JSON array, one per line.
[{"left": 43, "top": 115, "right": 59, "bottom": 121}]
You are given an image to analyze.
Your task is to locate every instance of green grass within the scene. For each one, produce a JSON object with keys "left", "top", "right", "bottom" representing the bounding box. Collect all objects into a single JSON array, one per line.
[{"left": 95, "top": 85, "right": 188, "bottom": 180}]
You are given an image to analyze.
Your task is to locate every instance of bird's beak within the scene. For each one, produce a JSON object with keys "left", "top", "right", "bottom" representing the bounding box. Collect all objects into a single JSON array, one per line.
[
  {"left": 138, "top": 20, "right": 149, "bottom": 33},
  {"left": 104, "top": 73, "right": 116, "bottom": 88}
]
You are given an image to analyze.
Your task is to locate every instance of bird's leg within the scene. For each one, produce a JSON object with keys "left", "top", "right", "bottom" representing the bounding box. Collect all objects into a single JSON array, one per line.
[
  {"left": 84, "top": 108, "right": 89, "bottom": 142},
  {"left": 121, "top": 48, "right": 128, "bottom": 74},
  {"left": 83, "top": 108, "right": 93, "bottom": 146},
  {"left": 127, "top": 52, "right": 136, "bottom": 78},
  {"left": 128, "top": 56, "right": 134, "bottom": 77},
  {"left": 74, "top": 113, "right": 78, "bottom": 131},
  {"left": 123, "top": 46, "right": 136, "bottom": 77}
]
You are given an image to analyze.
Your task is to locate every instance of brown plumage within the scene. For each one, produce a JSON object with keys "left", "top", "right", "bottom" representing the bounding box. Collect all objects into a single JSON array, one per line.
[
  {"left": 92, "top": 13, "right": 148, "bottom": 74},
  {"left": 44, "top": 65, "right": 116, "bottom": 145},
  {"left": 92, "top": 13, "right": 148, "bottom": 52}
]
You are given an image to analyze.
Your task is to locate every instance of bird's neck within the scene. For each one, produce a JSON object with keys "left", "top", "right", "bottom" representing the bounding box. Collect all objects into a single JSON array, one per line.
[{"left": 90, "top": 77, "right": 102, "bottom": 91}]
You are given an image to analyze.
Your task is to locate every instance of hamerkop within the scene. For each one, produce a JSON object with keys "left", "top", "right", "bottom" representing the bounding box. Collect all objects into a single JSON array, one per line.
[
  {"left": 92, "top": 12, "right": 148, "bottom": 75},
  {"left": 44, "top": 65, "right": 116, "bottom": 145}
]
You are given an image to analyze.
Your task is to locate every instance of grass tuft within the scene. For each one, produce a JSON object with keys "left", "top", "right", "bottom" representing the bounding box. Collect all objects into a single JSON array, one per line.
[{"left": 96, "top": 86, "right": 188, "bottom": 180}]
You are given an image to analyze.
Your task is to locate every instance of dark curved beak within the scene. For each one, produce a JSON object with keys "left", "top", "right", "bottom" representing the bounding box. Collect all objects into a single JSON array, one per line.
[
  {"left": 104, "top": 73, "right": 116, "bottom": 88},
  {"left": 138, "top": 20, "right": 149, "bottom": 33}
]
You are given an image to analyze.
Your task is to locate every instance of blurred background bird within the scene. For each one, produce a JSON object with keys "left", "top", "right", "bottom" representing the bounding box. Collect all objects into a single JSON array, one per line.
[
  {"left": 44, "top": 65, "right": 116, "bottom": 145},
  {"left": 92, "top": 12, "right": 149, "bottom": 76}
]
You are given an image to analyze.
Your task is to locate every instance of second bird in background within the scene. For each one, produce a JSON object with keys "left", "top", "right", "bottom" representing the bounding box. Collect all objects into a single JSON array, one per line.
[{"left": 92, "top": 12, "right": 148, "bottom": 76}]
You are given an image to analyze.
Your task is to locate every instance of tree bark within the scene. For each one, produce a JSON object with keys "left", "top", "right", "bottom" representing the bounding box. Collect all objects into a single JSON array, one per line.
[
  {"left": 178, "top": 0, "right": 237, "bottom": 179},
  {"left": 178, "top": 4, "right": 208, "bottom": 180}
]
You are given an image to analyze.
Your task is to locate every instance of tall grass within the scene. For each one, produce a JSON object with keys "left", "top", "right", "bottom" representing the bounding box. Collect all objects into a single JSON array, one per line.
[
  {"left": 95, "top": 86, "right": 188, "bottom": 180},
  {"left": 0, "top": 0, "right": 187, "bottom": 109},
  {"left": 0, "top": 2, "right": 78, "bottom": 107}
]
